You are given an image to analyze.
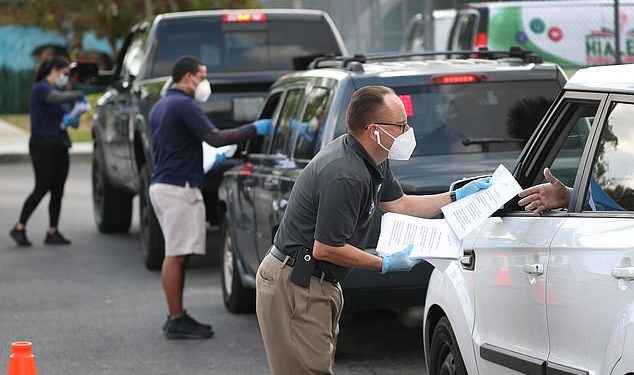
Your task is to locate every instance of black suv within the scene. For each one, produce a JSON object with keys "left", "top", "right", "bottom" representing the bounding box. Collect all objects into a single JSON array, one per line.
[
  {"left": 217, "top": 49, "right": 566, "bottom": 313},
  {"left": 89, "top": 9, "right": 347, "bottom": 269}
]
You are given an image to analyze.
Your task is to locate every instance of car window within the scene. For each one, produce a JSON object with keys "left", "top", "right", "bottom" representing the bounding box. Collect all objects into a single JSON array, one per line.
[
  {"left": 293, "top": 87, "right": 330, "bottom": 160},
  {"left": 150, "top": 19, "right": 341, "bottom": 78},
  {"left": 393, "top": 80, "right": 560, "bottom": 157},
  {"left": 583, "top": 102, "right": 634, "bottom": 211},
  {"left": 251, "top": 92, "right": 282, "bottom": 154},
  {"left": 456, "top": 13, "right": 476, "bottom": 50},
  {"left": 121, "top": 31, "right": 147, "bottom": 79},
  {"left": 546, "top": 102, "right": 598, "bottom": 189},
  {"left": 270, "top": 89, "right": 303, "bottom": 156}
]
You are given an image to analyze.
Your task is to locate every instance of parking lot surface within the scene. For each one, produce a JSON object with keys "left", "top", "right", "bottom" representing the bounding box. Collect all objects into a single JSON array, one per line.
[{"left": 0, "top": 161, "right": 426, "bottom": 374}]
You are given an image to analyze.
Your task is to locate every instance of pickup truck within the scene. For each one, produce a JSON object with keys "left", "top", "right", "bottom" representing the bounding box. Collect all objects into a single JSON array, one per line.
[{"left": 88, "top": 9, "right": 347, "bottom": 269}]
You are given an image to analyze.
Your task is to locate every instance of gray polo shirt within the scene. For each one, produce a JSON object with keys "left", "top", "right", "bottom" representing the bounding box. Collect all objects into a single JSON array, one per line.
[{"left": 273, "top": 134, "right": 403, "bottom": 281}]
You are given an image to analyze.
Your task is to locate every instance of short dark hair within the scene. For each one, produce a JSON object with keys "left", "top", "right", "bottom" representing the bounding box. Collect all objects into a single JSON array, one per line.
[
  {"left": 346, "top": 86, "right": 395, "bottom": 134},
  {"left": 35, "top": 56, "right": 69, "bottom": 82},
  {"left": 172, "top": 55, "right": 203, "bottom": 83}
]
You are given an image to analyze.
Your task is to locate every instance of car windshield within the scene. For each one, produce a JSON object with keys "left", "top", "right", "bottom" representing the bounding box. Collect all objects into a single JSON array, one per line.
[
  {"left": 394, "top": 80, "right": 560, "bottom": 156},
  {"left": 149, "top": 18, "right": 341, "bottom": 78}
]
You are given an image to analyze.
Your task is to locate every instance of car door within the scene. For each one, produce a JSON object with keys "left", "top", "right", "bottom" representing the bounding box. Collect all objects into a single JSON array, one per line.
[
  {"left": 252, "top": 86, "right": 305, "bottom": 261},
  {"left": 472, "top": 93, "right": 605, "bottom": 374},
  {"left": 546, "top": 95, "right": 634, "bottom": 375},
  {"left": 109, "top": 29, "right": 148, "bottom": 185},
  {"left": 228, "top": 91, "right": 283, "bottom": 274}
]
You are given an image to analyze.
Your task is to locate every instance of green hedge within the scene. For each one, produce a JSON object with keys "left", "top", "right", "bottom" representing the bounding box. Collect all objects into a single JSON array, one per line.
[{"left": 0, "top": 67, "right": 34, "bottom": 114}]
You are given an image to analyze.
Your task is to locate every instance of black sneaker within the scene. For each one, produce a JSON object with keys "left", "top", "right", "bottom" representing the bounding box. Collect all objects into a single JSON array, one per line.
[
  {"left": 182, "top": 310, "right": 213, "bottom": 331},
  {"left": 44, "top": 231, "right": 71, "bottom": 245},
  {"left": 9, "top": 228, "right": 32, "bottom": 247},
  {"left": 163, "top": 315, "right": 214, "bottom": 340}
]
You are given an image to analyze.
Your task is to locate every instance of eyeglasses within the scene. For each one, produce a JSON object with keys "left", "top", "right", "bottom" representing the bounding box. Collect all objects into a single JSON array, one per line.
[{"left": 373, "top": 121, "right": 410, "bottom": 134}]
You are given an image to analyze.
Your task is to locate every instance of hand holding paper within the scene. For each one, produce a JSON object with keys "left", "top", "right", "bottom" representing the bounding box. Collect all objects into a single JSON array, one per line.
[
  {"left": 442, "top": 164, "right": 522, "bottom": 239},
  {"left": 455, "top": 177, "right": 492, "bottom": 200},
  {"left": 381, "top": 244, "right": 421, "bottom": 273}
]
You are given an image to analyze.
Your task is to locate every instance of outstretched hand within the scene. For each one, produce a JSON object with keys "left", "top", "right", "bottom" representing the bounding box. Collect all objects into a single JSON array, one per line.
[
  {"left": 455, "top": 177, "right": 492, "bottom": 200},
  {"left": 381, "top": 244, "right": 421, "bottom": 273},
  {"left": 518, "top": 167, "right": 571, "bottom": 214}
]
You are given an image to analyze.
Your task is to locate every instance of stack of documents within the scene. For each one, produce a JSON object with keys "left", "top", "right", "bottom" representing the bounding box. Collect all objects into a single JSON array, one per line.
[{"left": 376, "top": 164, "right": 522, "bottom": 260}]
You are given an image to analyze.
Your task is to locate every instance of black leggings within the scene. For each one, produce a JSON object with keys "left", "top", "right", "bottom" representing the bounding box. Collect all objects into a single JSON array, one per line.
[{"left": 18, "top": 138, "right": 69, "bottom": 228}]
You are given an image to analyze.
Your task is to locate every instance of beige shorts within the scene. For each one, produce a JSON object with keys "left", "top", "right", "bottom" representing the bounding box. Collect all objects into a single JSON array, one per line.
[{"left": 149, "top": 182, "right": 206, "bottom": 257}]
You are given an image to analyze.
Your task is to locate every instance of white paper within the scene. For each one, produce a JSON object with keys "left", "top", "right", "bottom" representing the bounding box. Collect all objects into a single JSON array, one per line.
[
  {"left": 441, "top": 164, "right": 522, "bottom": 239},
  {"left": 376, "top": 212, "right": 462, "bottom": 260},
  {"left": 202, "top": 143, "right": 238, "bottom": 173}
]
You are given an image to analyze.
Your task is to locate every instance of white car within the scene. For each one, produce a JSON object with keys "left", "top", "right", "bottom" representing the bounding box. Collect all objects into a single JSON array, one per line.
[{"left": 424, "top": 64, "right": 634, "bottom": 374}]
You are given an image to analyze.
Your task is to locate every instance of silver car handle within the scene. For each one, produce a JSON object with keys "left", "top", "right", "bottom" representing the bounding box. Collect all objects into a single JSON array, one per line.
[
  {"left": 612, "top": 267, "right": 634, "bottom": 280},
  {"left": 523, "top": 263, "right": 544, "bottom": 275}
]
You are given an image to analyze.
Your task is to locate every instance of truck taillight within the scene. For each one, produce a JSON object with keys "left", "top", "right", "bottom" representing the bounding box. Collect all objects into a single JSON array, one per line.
[
  {"left": 429, "top": 74, "right": 487, "bottom": 85},
  {"left": 475, "top": 32, "right": 488, "bottom": 48},
  {"left": 222, "top": 12, "right": 267, "bottom": 23}
]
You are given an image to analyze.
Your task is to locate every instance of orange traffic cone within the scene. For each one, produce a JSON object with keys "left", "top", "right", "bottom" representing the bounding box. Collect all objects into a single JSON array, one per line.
[{"left": 7, "top": 342, "right": 37, "bottom": 375}]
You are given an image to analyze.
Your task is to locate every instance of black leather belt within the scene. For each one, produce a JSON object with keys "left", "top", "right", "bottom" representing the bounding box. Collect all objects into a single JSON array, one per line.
[{"left": 269, "top": 245, "right": 338, "bottom": 284}]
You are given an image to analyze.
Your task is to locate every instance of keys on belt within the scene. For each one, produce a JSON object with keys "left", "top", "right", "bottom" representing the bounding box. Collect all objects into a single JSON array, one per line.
[{"left": 269, "top": 245, "right": 338, "bottom": 284}]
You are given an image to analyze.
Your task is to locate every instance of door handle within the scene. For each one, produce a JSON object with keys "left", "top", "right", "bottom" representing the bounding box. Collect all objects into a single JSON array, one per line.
[
  {"left": 612, "top": 267, "right": 634, "bottom": 280},
  {"left": 523, "top": 263, "right": 544, "bottom": 275}
]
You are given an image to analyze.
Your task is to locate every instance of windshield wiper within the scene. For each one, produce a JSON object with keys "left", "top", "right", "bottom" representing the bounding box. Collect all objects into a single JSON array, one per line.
[{"left": 462, "top": 137, "right": 525, "bottom": 152}]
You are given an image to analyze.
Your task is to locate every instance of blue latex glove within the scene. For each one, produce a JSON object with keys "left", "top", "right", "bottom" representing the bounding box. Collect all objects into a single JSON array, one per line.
[
  {"left": 214, "top": 153, "right": 226, "bottom": 167},
  {"left": 455, "top": 177, "right": 492, "bottom": 200},
  {"left": 254, "top": 119, "right": 273, "bottom": 136},
  {"left": 61, "top": 114, "right": 80, "bottom": 129},
  {"left": 381, "top": 244, "right": 421, "bottom": 274}
]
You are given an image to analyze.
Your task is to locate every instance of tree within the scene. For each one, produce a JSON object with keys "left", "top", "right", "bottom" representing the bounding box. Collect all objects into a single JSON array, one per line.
[{"left": 0, "top": 0, "right": 258, "bottom": 58}]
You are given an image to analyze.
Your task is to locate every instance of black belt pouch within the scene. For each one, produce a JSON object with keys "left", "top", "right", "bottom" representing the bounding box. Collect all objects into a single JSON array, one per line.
[{"left": 290, "top": 246, "right": 316, "bottom": 288}]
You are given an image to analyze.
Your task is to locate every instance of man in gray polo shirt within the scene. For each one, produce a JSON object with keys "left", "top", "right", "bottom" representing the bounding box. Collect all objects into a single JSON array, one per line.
[{"left": 255, "top": 85, "right": 491, "bottom": 374}]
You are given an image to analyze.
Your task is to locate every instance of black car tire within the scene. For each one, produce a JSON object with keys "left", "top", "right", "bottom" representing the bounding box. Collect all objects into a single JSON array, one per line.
[
  {"left": 92, "top": 145, "right": 133, "bottom": 233},
  {"left": 139, "top": 165, "right": 165, "bottom": 271},
  {"left": 429, "top": 316, "right": 467, "bottom": 375},
  {"left": 220, "top": 214, "right": 255, "bottom": 313}
]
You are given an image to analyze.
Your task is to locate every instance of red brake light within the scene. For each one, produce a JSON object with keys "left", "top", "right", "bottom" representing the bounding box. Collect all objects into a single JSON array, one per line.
[
  {"left": 475, "top": 32, "right": 488, "bottom": 48},
  {"left": 398, "top": 95, "right": 414, "bottom": 117},
  {"left": 222, "top": 12, "right": 267, "bottom": 23},
  {"left": 429, "top": 74, "right": 487, "bottom": 85}
]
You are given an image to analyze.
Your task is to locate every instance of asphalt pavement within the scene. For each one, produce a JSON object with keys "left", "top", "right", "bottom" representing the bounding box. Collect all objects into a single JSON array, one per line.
[{"left": 0, "top": 158, "right": 427, "bottom": 374}]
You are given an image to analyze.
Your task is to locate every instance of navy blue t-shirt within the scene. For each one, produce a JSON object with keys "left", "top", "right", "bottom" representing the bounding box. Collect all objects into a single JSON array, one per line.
[
  {"left": 149, "top": 89, "right": 213, "bottom": 189},
  {"left": 29, "top": 80, "right": 69, "bottom": 144}
]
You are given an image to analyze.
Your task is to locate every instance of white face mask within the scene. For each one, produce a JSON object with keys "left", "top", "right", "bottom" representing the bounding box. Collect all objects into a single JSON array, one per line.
[
  {"left": 375, "top": 126, "right": 417, "bottom": 161},
  {"left": 56, "top": 73, "right": 68, "bottom": 88},
  {"left": 193, "top": 78, "right": 211, "bottom": 103}
]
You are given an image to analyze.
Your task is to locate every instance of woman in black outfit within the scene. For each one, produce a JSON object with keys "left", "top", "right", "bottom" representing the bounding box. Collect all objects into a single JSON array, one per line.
[{"left": 9, "top": 56, "right": 84, "bottom": 246}]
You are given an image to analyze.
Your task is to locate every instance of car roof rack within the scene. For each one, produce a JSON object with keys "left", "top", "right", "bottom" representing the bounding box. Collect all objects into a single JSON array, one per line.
[
  {"left": 307, "top": 47, "right": 544, "bottom": 72},
  {"left": 308, "top": 53, "right": 367, "bottom": 70},
  {"left": 367, "top": 47, "right": 543, "bottom": 63}
]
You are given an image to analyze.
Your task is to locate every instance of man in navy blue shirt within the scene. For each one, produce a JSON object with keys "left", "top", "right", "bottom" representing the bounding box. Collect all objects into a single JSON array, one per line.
[{"left": 148, "top": 56, "right": 272, "bottom": 339}]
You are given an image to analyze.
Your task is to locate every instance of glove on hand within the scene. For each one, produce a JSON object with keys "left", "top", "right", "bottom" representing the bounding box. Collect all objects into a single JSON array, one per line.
[
  {"left": 455, "top": 177, "right": 492, "bottom": 200},
  {"left": 254, "top": 119, "right": 273, "bottom": 136},
  {"left": 214, "top": 153, "right": 226, "bottom": 167},
  {"left": 381, "top": 244, "right": 421, "bottom": 274},
  {"left": 61, "top": 114, "right": 80, "bottom": 129}
]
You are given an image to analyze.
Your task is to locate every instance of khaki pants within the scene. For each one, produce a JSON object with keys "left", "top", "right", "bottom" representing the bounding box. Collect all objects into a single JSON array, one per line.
[{"left": 256, "top": 252, "right": 343, "bottom": 375}]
